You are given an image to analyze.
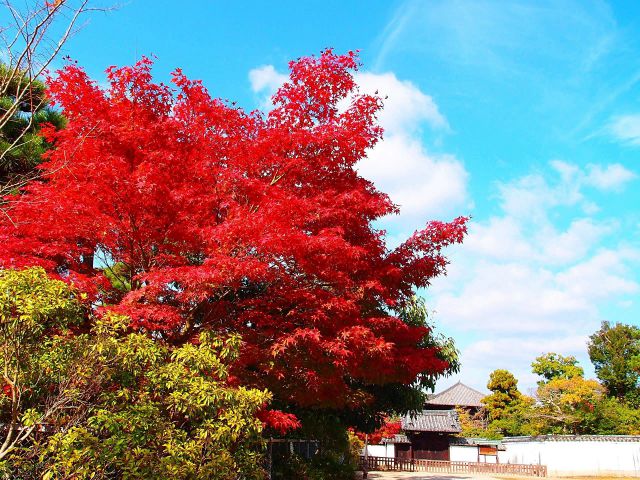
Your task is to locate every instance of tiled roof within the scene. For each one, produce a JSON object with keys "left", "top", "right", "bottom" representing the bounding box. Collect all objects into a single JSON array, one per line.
[
  {"left": 426, "top": 381, "right": 486, "bottom": 408},
  {"left": 401, "top": 409, "right": 461, "bottom": 433},
  {"left": 383, "top": 433, "right": 411, "bottom": 444},
  {"left": 502, "top": 435, "right": 640, "bottom": 443},
  {"left": 450, "top": 437, "right": 503, "bottom": 447}
]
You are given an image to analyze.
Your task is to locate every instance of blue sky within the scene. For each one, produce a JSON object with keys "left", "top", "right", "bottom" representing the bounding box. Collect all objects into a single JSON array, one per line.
[{"left": 6, "top": 0, "right": 640, "bottom": 394}]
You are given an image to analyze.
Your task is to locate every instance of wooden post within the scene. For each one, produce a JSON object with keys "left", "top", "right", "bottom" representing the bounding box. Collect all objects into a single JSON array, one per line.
[
  {"left": 266, "top": 437, "right": 273, "bottom": 480},
  {"left": 363, "top": 433, "right": 368, "bottom": 479}
]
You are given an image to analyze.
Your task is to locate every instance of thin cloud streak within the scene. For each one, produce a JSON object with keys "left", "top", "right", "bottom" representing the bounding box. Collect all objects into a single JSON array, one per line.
[
  {"left": 373, "top": 0, "right": 419, "bottom": 71},
  {"left": 608, "top": 114, "right": 640, "bottom": 146}
]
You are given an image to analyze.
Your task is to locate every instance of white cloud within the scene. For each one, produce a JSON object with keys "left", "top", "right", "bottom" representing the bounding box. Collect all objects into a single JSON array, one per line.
[
  {"left": 464, "top": 215, "right": 612, "bottom": 266},
  {"left": 355, "top": 72, "right": 449, "bottom": 134},
  {"left": 358, "top": 135, "right": 468, "bottom": 230},
  {"left": 429, "top": 161, "right": 640, "bottom": 391},
  {"left": 551, "top": 160, "right": 637, "bottom": 194},
  {"left": 434, "top": 260, "right": 595, "bottom": 334},
  {"left": 497, "top": 160, "right": 636, "bottom": 224},
  {"left": 464, "top": 217, "right": 535, "bottom": 262},
  {"left": 541, "top": 218, "right": 614, "bottom": 265},
  {"left": 248, "top": 63, "right": 470, "bottom": 236},
  {"left": 556, "top": 249, "right": 640, "bottom": 299},
  {"left": 248, "top": 65, "right": 288, "bottom": 108},
  {"left": 609, "top": 114, "right": 640, "bottom": 146},
  {"left": 353, "top": 71, "right": 468, "bottom": 235},
  {"left": 584, "top": 163, "right": 637, "bottom": 191}
]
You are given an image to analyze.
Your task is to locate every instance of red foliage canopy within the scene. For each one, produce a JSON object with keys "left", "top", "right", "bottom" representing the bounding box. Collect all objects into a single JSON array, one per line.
[
  {"left": 0, "top": 50, "right": 466, "bottom": 409},
  {"left": 353, "top": 418, "right": 402, "bottom": 445}
]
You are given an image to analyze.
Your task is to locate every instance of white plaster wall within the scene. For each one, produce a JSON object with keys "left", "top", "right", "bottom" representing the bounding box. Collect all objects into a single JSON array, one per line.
[
  {"left": 450, "top": 445, "right": 478, "bottom": 462},
  {"left": 364, "top": 445, "right": 387, "bottom": 457},
  {"left": 500, "top": 440, "right": 640, "bottom": 476},
  {"left": 362, "top": 443, "right": 395, "bottom": 458},
  {"left": 385, "top": 443, "right": 395, "bottom": 458}
]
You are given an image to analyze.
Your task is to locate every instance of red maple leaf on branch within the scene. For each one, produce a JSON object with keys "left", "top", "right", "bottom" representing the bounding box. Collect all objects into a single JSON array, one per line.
[{"left": 352, "top": 418, "right": 402, "bottom": 445}]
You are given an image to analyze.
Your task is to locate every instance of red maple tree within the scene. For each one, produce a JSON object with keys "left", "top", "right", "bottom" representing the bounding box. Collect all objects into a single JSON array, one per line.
[{"left": 0, "top": 50, "right": 466, "bottom": 412}]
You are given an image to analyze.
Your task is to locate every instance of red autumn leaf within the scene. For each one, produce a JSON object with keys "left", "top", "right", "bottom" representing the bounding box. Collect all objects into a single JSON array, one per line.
[{"left": 257, "top": 408, "right": 302, "bottom": 435}]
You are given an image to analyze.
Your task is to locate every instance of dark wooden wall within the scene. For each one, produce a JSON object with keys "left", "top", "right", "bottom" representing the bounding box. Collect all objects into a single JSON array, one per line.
[
  {"left": 396, "top": 433, "right": 451, "bottom": 461},
  {"left": 395, "top": 444, "right": 411, "bottom": 460}
]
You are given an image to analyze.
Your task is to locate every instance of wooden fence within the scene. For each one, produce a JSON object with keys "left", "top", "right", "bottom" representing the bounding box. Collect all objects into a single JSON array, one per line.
[{"left": 359, "top": 456, "right": 547, "bottom": 477}]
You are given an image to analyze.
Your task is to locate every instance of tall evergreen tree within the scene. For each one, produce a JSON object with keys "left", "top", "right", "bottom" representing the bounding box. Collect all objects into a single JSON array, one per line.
[{"left": 482, "top": 369, "right": 533, "bottom": 437}]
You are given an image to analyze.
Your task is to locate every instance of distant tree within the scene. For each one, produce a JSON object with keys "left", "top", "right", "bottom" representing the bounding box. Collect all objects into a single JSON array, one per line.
[
  {"left": 532, "top": 353, "right": 584, "bottom": 385},
  {"left": 588, "top": 321, "right": 640, "bottom": 404},
  {"left": 530, "top": 376, "right": 606, "bottom": 435},
  {"left": 482, "top": 370, "right": 533, "bottom": 437},
  {"left": 484, "top": 369, "right": 521, "bottom": 417},
  {"left": 466, "top": 349, "right": 640, "bottom": 438},
  {"left": 589, "top": 396, "right": 640, "bottom": 435},
  {"left": 527, "top": 353, "right": 640, "bottom": 435}
]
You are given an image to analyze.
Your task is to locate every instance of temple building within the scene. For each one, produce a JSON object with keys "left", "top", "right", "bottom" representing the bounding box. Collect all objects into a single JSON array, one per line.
[{"left": 389, "top": 382, "right": 487, "bottom": 461}]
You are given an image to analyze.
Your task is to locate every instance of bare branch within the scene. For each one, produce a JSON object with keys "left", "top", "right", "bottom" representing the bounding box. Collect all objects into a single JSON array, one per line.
[{"left": 0, "top": 1, "right": 112, "bottom": 190}]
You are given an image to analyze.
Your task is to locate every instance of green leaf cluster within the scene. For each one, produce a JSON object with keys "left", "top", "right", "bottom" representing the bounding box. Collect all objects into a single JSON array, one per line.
[
  {"left": 531, "top": 353, "right": 584, "bottom": 385},
  {"left": 480, "top": 370, "right": 534, "bottom": 437},
  {"left": 0, "top": 267, "right": 85, "bottom": 473},
  {"left": 0, "top": 268, "right": 270, "bottom": 479},
  {"left": 43, "top": 315, "right": 270, "bottom": 479},
  {"left": 397, "top": 296, "right": 460, "bottom": 393}
]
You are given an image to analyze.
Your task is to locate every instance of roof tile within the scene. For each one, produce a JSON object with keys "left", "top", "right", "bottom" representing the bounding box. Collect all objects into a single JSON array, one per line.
[
  {"left": 426, "top": 382, "right": 486, "bottom": 408},
  {"left": 401, "top": 409, "right": 461, "bottom": 433},
  {"left": 383, "top": 433, "right": 411, "bottom": 444}
]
